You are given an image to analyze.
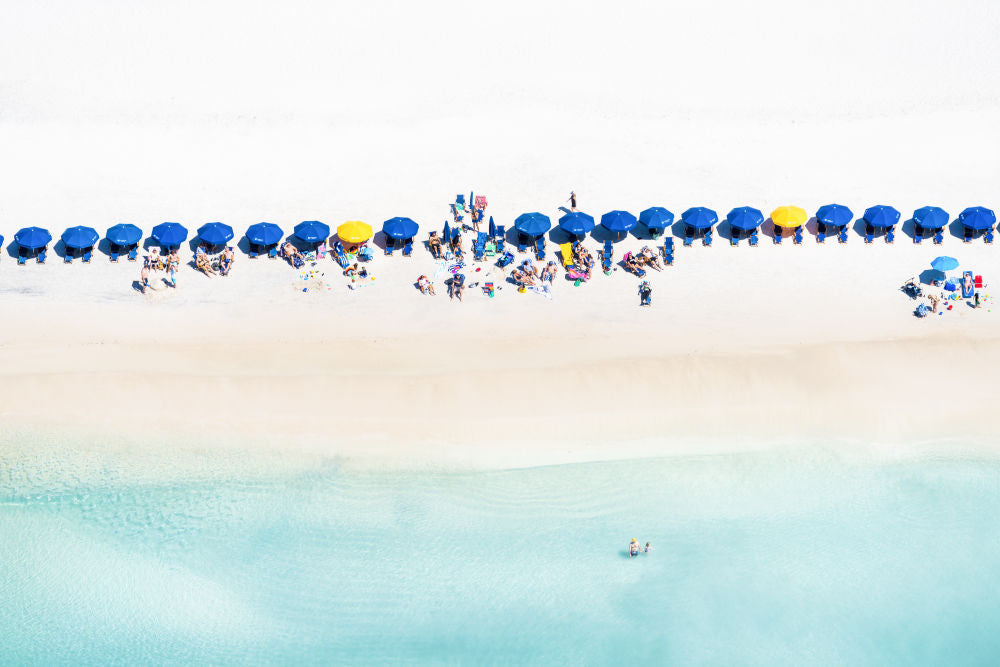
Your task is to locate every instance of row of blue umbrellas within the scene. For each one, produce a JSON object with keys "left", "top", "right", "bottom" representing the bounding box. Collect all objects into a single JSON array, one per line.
[{"left": 9, "top": 218, "right": 425, "bottom": 252}]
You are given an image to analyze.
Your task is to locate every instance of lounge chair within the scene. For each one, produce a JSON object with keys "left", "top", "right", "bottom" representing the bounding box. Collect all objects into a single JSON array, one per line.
[
  {"left": 535, "top": 236, "right": 545, "bottom": 261},
  {"left": 749, "top": 231, "right": 758, "bottom": 247},
  {"left": 985, "top": 230, "right": 994, "bottom": 244},
  {"left": 110, "top": 249, "right": 120, "bottom": 262},
  {"left": 683, "top": 232, "right": 693, "bottom": 247},
  {"left": 517, "top": 235, "right": 527, "bottom": 253},
  {"left": 963, "top": 228, "right": 973, "bottom": 243},
  {"left": 83, "top": 250, "right": 92, "bottom": 263},
  {"left": 664, "top": 237, "right": 674, "bottom": 254},
  {"left": 885, "top": 229, "right": 895, "bottom": 244},
  {"left": 17, "top": 253, "right": 26, "bottom": 265},
  {"left": 793, "top": 228, "right": 803, "bottom": 244},
  {"left": 403, "top": 240, "right": 413, "bottom": 256},
  {"left": 864, "top": 233, "right": 873, "bottom": 243},
  {"left": 37, "top": 250, "right": 46, "bottom": 264},
  {"left": 334, "top": 242, "right": 349, "bottom": 268},
  {"left": 248, "top": 247, "right": 258, "bottom": 259},
  {"left": 838, "top": 227, "right": 848, "bottom": 243},
  {"left": 914, "top": 234, "right": 923, "bottom": 245},
  {"left": 729, "top": 233, "right": 738, "bottom": 247},
  {"left": 496, "top": 251, "right": 514, "bottom": 268},
  {"left": 817, "top": 230, "right": 826, "bottom": 243},
  {"left": 64, "top": 253, "right": 72, "bottom": 263},
  {"left": 495, "top": 225, "right": 505, "bottom": 250},
  {"left": 474, "top": 232, "right": 487, "bottom": 261},
  {"left": 702, "top": 230, "right": 712, "bottom": 247},
  {"left": 560, "top": 242, "right": 574, "bottom": 268},
  {"left": 602, "top": 240, "right": 614, "bottom": 272},
  {"left": 773, "top": 230, "right": 782, "bottom": 245},
  {"left": 933, "top": 232, "right": 943, "bottom": 244},
  {"left": 128, "top": 246, "right": 138, "bottom": 261},
  {"left": 384, "top": 240, "right": 394, "bottom": 256},
  {"left": 268, "top": 245, "right": 278, "bottom": 259}
]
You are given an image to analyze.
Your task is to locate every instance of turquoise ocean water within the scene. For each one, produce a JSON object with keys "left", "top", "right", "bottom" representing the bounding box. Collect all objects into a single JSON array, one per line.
[{"left": 2, "top": 443, "right": 999, "bottom": 665}]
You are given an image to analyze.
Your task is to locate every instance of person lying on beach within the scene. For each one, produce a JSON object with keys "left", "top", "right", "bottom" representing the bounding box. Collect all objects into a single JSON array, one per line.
[
  {"left": 541, "top": 261, "right": 558, "bottom": 282},
  {"left": 964, "top": 273, "right": 974, "bottom": 294},
  {"left": 281, "top": 242, "right": 303, "bottom": 265},
  {"left": 417, "top": 275, "right": 435, "bottom": 295},
  {"left": 449, "top": 274, "right": 465, "bottom": 301},
  {"left": 510, "top": 268, "right": 534, "bottom": 287},
  {"left": 428, "top": 232, "right": 443, "bottom": 259},
  {"left": 641, "top": 247, "right": 663, "bottom": 271},
  {"left": 219, "top": 247, "right": 234, "bottom": 276}
]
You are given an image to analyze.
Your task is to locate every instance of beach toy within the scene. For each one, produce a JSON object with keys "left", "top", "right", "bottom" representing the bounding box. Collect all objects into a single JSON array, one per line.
[{"left": 574, "top": 279, "right": 581, "bottom": 287}]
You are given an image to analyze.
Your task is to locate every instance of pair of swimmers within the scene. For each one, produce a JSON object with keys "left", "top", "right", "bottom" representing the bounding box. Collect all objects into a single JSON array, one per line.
[{"left": 629, "top": 539, "right": 653, "bottom": 557}]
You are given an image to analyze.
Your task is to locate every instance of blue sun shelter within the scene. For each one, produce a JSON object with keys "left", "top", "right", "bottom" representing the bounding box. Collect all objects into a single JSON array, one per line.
[
  {"left": 14, "top": 226, "right": 52, "bottom": 261},
  {"left": 862, "top": 205, "right": 900, "bottom": 241},
  {"left": 197, "top": 222, "right": 234, "bottom": 252},
  {"left": 680, "top": 207, "right": 718, "bottom": 243},
  {"left": 599, "top": 210, "right": 637, "bottom": 242},
  {"left": 151, "top": 222, "right": 189, "bottom": 251},
  {"left": 382, "top": 217, "right": 419, "bottom": 251},
  {"left": 245, "top": 222, "right": 283, "bottom": 257},
  {"left": 726, "top": 207, "right": 763, "bottom": 244},
  {"left": 106, "top": 223, "right": 143, "bottom": 255},
  {"left": 60, "top": 225, "right": 99, "bottom": 261},
  {"left": 514, "top": 212, "right": 551, "bottom": 249},
  {"left": 292, "top": 220, "right": 330, "bottom": 249},
  {"left": 639, "top": 207, "right": 673, "bottom": 239},
  {"left": 913, "top": 206, "right": 948, "bottom": 240},
  {"left": 558, "top": 211, "right": 595, "bottom": 242},
  {"left": 959, "top": 206, "right": 996, "bottom": 243}
]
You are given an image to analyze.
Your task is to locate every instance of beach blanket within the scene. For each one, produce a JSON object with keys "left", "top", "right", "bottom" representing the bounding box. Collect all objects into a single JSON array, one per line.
[{"left": 528, "top": 284, "right": 552, "bottom": 300}]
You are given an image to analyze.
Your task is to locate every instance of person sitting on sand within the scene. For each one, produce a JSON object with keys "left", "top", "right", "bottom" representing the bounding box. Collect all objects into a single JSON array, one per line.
[
  {"left": 344, "top": 263, "right": 358, "bottom": 278},
  {"left": 195, "top": 247, "right": 217, "bottom": 276},
  {"left": 510, "top": 268, "right": 530, "bottom": 287},
  {"left": 219, "top": 246, "right": 234, "bottom": 276},
  {"left": 624, "top": 251, "right": 645, "bottom": 275},
  {"left": 541, "top": 261, "right": 558, "bottom": 282},
  {"left": 449, "top": 273, "right": 466, "bottom": 301},
  {"left": 417, "top": 275, "right": 435, "bottom": 295},
  {"left": 450, "top": 234, "right": 463, "bottom": 258},
  {"left": 149, "top": 248, "right": 164, "bottom": 271},
  {"left": 428, "top": 231, "right": 443, "bottom": 259},
  {"left": 521, "top": 260, "right": 539, "bottom": 279},
  {"left": 641, "top": 246, "right": 663, "bottom": 271}
]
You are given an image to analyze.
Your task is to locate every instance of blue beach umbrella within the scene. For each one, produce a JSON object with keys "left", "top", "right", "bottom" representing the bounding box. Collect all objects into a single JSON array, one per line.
[
  {"left": 600, "top": 210, "right": 637, "bottom": 234},
  {"left": 681, "top": 207, "right": 718, "bottom": 230},
  {"left": 816, "top": 204, "right": 853, "bottom": 228},
  {"left": 106, "top": 223, "right": 142, "bottom": 247},
  {"left": 913, "top": 206, "right": 949, "bottom": 230},
  {"left": 442, "top": 220, "right": 452, "bottom": 242},
  {"left": 930, "top": 256, "right": 959, "bottom": 272},
  {"left": 245, "top": 222, "right": 283, "bottom": 247},
  {"left": 0, "top": 234, "right": 3, "bottom": 249},
  {"left": 14, "top": 226, "right": 52, "bottom": 250},
  {"left": 488, "top": 216, "right": 496, "bottom": 238},
  {"left": 382, "top": 217, "right": 419, "bottom": 240},
  {"left": 197, "top": 222, "right": 234, "bottom": 246},
  {"left": 151, "top": 222, "right": 189, "bottom": 248},
  {"left": 514, "top": 212, "right": 551, "bottom": 237},
  {"left": 558, "top": 211, "right": 596, "bottom": 237},
  {"left": 959, "top": 206, "right": 996, "bottom": 231},
  {"left": 726, "top": 206, "right": 764, "bottom": 231},
  {"left": 60, "top": 225, "right": 99, "bottom": 249},
  {"left": 863, "top": 205, "right": 900, "bottom": 228},
  {"left": 293, "top": 220, "right": 330, "bottom": 244},
  {"left": 639, "top": 207, "right": 674, "bottom": 232}
]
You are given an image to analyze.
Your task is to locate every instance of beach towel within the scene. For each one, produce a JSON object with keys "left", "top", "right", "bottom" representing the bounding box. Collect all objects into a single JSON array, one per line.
[
  {"left": 962, "top": 271, "right": 975, "bottom": 298},
  {"left": 292, "top": 256, "right": 304, "bottom": 269},
  {"left": 528, "top": 284, "right": 553, "bottom": 300}
]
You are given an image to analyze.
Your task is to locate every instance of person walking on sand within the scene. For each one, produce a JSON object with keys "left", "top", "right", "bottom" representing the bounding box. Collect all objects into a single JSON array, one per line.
[
  {"left": 567, "top": 191, "right": 577, "bottom": 212},
  {"left": 140, "top": 264, "right": 150, "bottom": 294}
]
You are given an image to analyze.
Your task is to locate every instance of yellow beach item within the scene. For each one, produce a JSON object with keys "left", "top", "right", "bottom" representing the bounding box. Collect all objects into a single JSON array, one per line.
[
  {"left": 337, "top": 221, "right": 373, "bottom": 244},
  {"left": 560, "top": 242, "right": 574, "bottom": 267},
  {"left": 771, "top": 206, "right": 808, "bottom": 228}
]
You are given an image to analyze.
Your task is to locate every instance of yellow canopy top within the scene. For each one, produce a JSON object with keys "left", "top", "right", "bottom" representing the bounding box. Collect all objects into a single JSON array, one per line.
[
  {"left": 337, "top": 221, "right": 373, "bottom": 244},
  {"left": 771, "top": 206, "right": 808, "bottom": 228}
]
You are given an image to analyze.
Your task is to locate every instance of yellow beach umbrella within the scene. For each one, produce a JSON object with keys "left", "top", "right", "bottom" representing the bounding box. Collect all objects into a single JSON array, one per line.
[
  {"left": 771, "top": 206, "right": 808, "bottom": 228},
  {"left": 337, "top": 221, "right": 373, "bottom": 244}
]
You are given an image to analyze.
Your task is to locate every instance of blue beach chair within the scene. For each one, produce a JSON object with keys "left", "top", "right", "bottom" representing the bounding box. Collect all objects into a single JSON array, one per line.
[
  {"left": 749, "top": 231, "right": 759, "bottom": 247},
  {"left": 601, "top": 239, "right": 613, "bottom": 273},
  {"left": 703, "top": 230, "right": 713, "bottom": 246},
  {"left": 384, "top": 239, "right": 394, "bottom": 256},
  {"left": 17, "top": 254, "right": 26, "bottom": 265},
  {"left": 83, "top": 250, "right": 92, "bottom": 263},
  {"left": 729, "top": 232, "right": 738, "bottom": 247},
  {"left": 268, "top": 246, "right": 278, "bottom": 259},
  {"left": 933, "top": 232, "right": 943, "bottom": 244},
  {"left": 334, "top": 241, "right": 349, "bottom": 267},
  {"left": 794, "top": 228, "right": 803, "bottom": 244},
  {"left": 128, "top": 245, "right": 138, "bottom": 261},
  {"left": 496, "top": 250, "right": 514, "bottom": 268},
  {"left": 914, "top": 233, "right": 923, "bottom": 245},
  {"left": 773, "top": 230, "right": 783, "bottom": 245},
  {"left": 683, "top": 226, "right": 694, "bottom": 246},
  {"left": 64, "top": 253, "right": 72, "bottom": 263},
  {"left": 248, "top": 246, "right": 258, "bottom": 259},
  {"left": 817, "top": 230, "right": 826, "bottom": 243},
  {"left": 963, "top": 228, "right": 973, "bottom": 243},
  {"left": 474, "top": 232, "right": 487, "bottom": 261},
  {"left": 864, "top": 232, "right": 873, "bottom": 243},
  {"left": 517, "top": 234, "right": 527, "bottom": 253},
  {"left": 535, "top": 236, "right": 545, "bottom": 260},
  {"left": 838, "top": 227, "right": 848, "bottom": 243},
  {"left": 985, "top": 230, "right": 995, "bottom": 244},
  {"left": 886, "top": 228, "right": 895, "bottom": 244},
  {"left": 403, "top": 240, "right": 413, "bottom": 256},
  {"left": 37, "top": 250, "right": 47, "bottom": 264},
  {"left": 495, "top": 225, "right": 505, "bottom": 249}
]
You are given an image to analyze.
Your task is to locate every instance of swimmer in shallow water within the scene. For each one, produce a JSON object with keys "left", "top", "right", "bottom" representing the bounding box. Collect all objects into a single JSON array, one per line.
[
  {"left": 629, "top": 539, "right": 640, "bottom": 557},
  {"left": 644, "top": 542, "right": 652, "bottom": 554}
]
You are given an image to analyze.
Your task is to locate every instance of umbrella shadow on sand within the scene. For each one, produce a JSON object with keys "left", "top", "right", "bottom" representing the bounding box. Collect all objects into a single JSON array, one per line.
[{"left": 919, "top": 269, "right": 945, "bottom": 285}]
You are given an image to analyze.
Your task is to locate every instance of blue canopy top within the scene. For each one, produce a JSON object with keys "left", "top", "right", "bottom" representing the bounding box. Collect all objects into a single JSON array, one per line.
[
  {"left": 488, "top": 216, "right": 496, "bottom": 238},
  {"left": 959, "top": 206, "right": 996, "bottom": 231},
  {"left": 639, "top": 207, "right": 674, "bottom": 230},
  {"left": 106, "top": 223, "right": 143, "bottom": 247},
  {"left": 514, "top": 212, "right": 551, "bottom": 237},
  {"left": 382, "top": 217, "right": 419, "bottom": 240},
  {"left": 816, "top": 204, "right": 853, "bottom": 228},
  {"left": 931, "top": 256, "right": 959, "bottom": 272},
  {"left": 293, "top": 220, "right": 330, "bottom": 244},
  {"left": 862, "top": 205, "right": 900, "bottom": 228},
  {"left": 726, "top": 206, "right": 764, "bottom": 231},
  {"left": 913, "top": 206, "right": 949, "bottom": 230},
  {"left": 245, "top": 222, "right": 283, "bottom": 247},
  {"left": 600, "top": 210, "right": 637, "bottom": 233},
  {"left": 14, "top": 226, "right": 52, "bottom": 250},
  {"left": 681, "top": 207, "right": 718, "bottom": 230},
  {"left": 558, "top": 212, "right": 596, "bottom": 236},
  {"left": 61, "top": 225, "right": 99, "bottom": 249},
  {"left": 197, "top": 222, "right": 234, "bottom": 246},
  {"left": 151, "top": 222, "right": 189, "bottom": 247}
]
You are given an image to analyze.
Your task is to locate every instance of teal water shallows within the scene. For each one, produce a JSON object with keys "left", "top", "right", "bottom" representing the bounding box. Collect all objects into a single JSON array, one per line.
[{"left": 2, "top": 445, "right": 1000, "bottom": 665}]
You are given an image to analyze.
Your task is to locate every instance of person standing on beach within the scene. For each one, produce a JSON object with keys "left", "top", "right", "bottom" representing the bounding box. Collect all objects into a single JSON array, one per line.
[
  {"left": 140, "top": 264, "right": 150, "bottom": 294},
  {"left": 568, "top": 191, "right": 577, "bottom": 212}
]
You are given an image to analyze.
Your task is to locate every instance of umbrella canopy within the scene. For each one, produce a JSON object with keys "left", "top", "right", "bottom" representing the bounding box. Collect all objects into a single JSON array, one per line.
[
  {"left": 151, "top": 222, "right": 189, "bottom": 248},
  {"left": 771, "top": 205, "right": 808, "bottom": 228},
  {"left": 293, "top": 220, "right": 331, "bottom": 244},
  {"left": 442, "top": 221, "right": 452, "bottom": 241},
  {"left": 558, "top": 211, "right": 596, "bottom": 236},
  {"left": 816, "top": 204, "right": 853, "bottom": 228},
  {"left": 197, "top": 222, "right": 234, "bottom": 246},
  {"left": 337, "top": 221, "right": 373, "bottom": 244},
  {"left": 245, "top": 222, "right": 283, "bottom": 247},
  {"left": 106, "top": 223, "right": 143, "bottom": 247},
  {"left": 863, "top": 205, "right": 900, "bottom": 228},
  {"left": 514, "top": 212, "right": 551, "bottom": 237},
  {"left": 681, "top": 207, "right": 718, "bottom": 230},
  {"left": 639, "top": 207, "right": 674, "bottom": 231},
  {"left": 931, "top": 256, "right": 959, "bottom": 272},
  {"left": 959, "top": 206, "right": 996, "bottom": 231},
  {"left": 382, "top": 217, "right": 419, "bottom": 240},
  {"left": 488, "top": 216, "right": 496, "bottom": 238},
  {"left": 60, "top": 225, "right": 99, "bottom": 249},
  {"left": 913, "top": 206, "right": 948, "bottom": 230},
  {"left": 14, "top": 226, "right": 52, "bottom": 250},
  {"left": 600, "top": 210, "right": 638, "bottom": 234},
  {"left": 727, "top": 206, "right": 764, "bottom": 231}
]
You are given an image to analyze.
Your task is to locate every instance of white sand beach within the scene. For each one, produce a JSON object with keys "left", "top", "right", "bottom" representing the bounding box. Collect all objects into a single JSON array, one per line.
[{"left": 2, "top": 0, "right": 1000, "bottom": 469}]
